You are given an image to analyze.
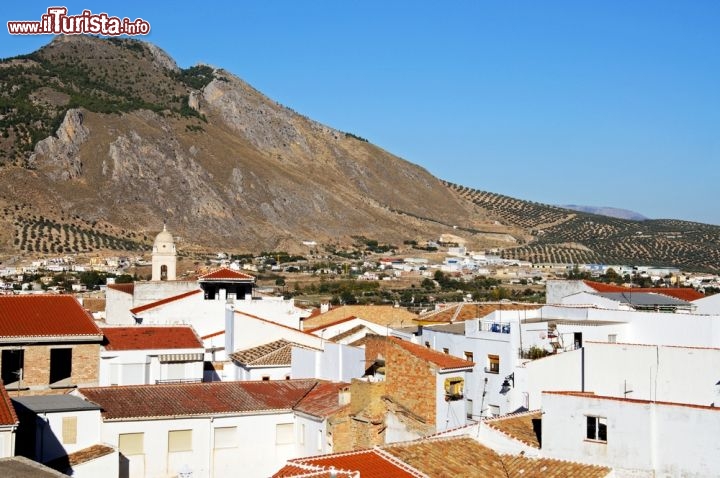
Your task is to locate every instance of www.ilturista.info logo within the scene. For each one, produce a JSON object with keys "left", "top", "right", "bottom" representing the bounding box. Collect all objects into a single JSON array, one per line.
[{"left": 7, "top": 7, "right": 150, "bottom": 36}]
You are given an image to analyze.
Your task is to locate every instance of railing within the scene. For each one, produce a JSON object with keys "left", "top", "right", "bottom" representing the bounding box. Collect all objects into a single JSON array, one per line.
[{"left": 155, "top": 378, "right": 203, "bottom": 384}]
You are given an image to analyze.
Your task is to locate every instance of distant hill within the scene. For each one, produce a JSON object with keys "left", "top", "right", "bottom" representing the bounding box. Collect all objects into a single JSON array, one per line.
[
  {"left": 561, "top": 205, "right": 647, "bottom": 221},
  {"left": 0, "top": 35, "right": 718, "bottom": 273},
  {"left": 445, "top": 182, "right": 720, "bottom": 273}
]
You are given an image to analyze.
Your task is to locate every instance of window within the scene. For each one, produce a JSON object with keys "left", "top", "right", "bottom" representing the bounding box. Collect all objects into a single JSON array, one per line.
[
  {"left": 444, "top": 377, "right": 464, "bottom": 401},
  {"left": 1, "top": 349, "right": 24, "bottom": 388},
  {"left": 443, "top": 348, "right": 449, "bottom": 354},
  {"left": 276, "top": 423, "right": 294, "bottom": 445},
  {"left": 464, "top": 351, "right": 474, "bottom": 362},
  {"left": 424, "top": 341, "right": 431, "bottom": 348},
  {"left": 49, "top": 348, "right": 72, "bottom": 386},
  {"left": 586, "top": 416, "right": 607, "bottom": 442},
  {"left": 486, "top": 354, "right": 500, "bottom": 374},
  {"left": 168, "top": 429, "right": 192, "bottom": 452},
  {"left": 262, "top": 376, "right": 270, "bottom": 381},
  {"left": 62, "top": 416, "right": 77, "bottom": 444},
  {"left": 119, "top": 433, "right": 144, "bottom": 456},
  {"left": 488, "top": 404, "right": 500, "bottom": 417},
  {"left": 214, "top": 427, "right": 236, "bottom": 449},
  {"left": 466, "top": 399, "right": 473, "bottom": 419},
  {"left": 608, "top": 334, "right": 617, "bottom": 344},
  {"left": 160, "top": 264, "right": 168, "bottom": 281}
]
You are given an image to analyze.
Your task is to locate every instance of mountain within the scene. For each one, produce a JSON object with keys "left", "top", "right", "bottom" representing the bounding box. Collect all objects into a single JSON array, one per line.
[
  {"left": 560, "top": 205, "right": 647, "bottom": 221},
  {"left": 0, "top": 35, "right": 498, "bottom": 255},
  {"left": 1, "top": 36, "right": 719, "bottom": 273}
]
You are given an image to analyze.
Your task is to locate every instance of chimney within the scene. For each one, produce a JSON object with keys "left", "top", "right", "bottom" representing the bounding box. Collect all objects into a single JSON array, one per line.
[{"left": 338, "top": 387, "right": 351, "bottom": 406}]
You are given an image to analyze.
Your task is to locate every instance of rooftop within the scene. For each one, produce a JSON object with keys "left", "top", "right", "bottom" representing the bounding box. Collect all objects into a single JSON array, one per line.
[
  {"left": 12, "top": 395, "right": 101, "bottom": 414},
  {"left": 102, "top": 326, "right": 203, "bottom": 351},
  {"left": 418, "top": 302, "right": 541, "bottom": 324},
  {"left": 129, "top": 289, "right": 202, "bottom": 315},
  {"left": 0, "top": 295, "right": 102, "bottom": 340},
  {"left": 583, "top": 280, "right": 703, "bottom": 302},
  {"left": 106, "top": 283, "right": 134, "bottom": 295},
  {"left": 0, "top": 456, "right": 67, "bottom": 478},
  {"left": 79, "top": 379, "right": 320, "bottom": 420},
  {"left": 294, "top": 382, "right": 350, "bottom": 419},
  {"left": 198, "top": 267, "right": 255, "bottom": 281},
  {"left": 276, "top": 436, "right": 612, "bottom": 477},
  {"left": 0, "top": 383, "right": 18, "bottom": 426},
  {"left": 229, "top": 339, "right": 319, "bottom": 367},
  {"left": 303, "top": 305, "right": 417, "bottom": 330},
  {"left": 484, "top": 410, "right": 543, "bottom": 448},
  {"left": 389, "top": 337, "right": 474, "bottom": 370}
]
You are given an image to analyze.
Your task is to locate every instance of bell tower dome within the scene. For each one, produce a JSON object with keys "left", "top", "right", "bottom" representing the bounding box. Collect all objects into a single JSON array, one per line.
[{"left": 151, "top": 223, "right": 176, "bottom": 281}]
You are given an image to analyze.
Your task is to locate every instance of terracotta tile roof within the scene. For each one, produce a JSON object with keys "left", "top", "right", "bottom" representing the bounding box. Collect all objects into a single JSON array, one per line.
[
  {"left": 0, "top": 295, "right": 102, "bottom": 339},
  {"left": 294, "top": 382, "right": 350, "bottom": 418},
  {"left": 390, "top": 337, "right": 474, "bottom": 370},
  {"left": 79, "top": 379, "right": 319, "bottom": 420},
  {"left": 198, "top": 267, "right": 255, "bottom": 281},
  {"left": 327, "top": 324, "right": 368, "bottom": 342},
  {"left": 277, "top": 437, "right": 611, "bottom": 478},
  {"left": 229, "top": 339, "right": 319, "bottom": 367},
  {"left": 485, "top": 410, "right": 542, "bottom": 448},
  {"left": 102, "top": 326, "right": 203, "bottom": 351},
  {"left": 583, "top": 280, "right": 703, "bottom": 301},
  {"left": 107, "top": 283, "right": 134, "bottom": 295},
  {"left": 0, "top": 382, "right": 18, "bottom": 426},
  {"left": 384, "top": 436, "right": 611, "bottom": 477},
  {"left": 129, "top": 289, "right": 201, "bottom": 314},
  {"left": 274, "top": 449, "right": 424, "bottom": 478},
  {"left": 305, "top": 316, "right": 358, "bottom": 333},
  {"left": 46, "top": 444, "right": 115, "bottom": 471},
  {"left": 418, "top": 302, "right": 541, "bottom": 324},
  {"left": 302, "top": 306, "right": 417, "bottom": 330}
]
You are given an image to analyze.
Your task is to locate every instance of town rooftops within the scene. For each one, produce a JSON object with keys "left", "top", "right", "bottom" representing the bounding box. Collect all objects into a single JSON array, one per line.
[
  {"left": 0, "top": 383, "right": 18, "bottom": 427},
  {"left": 0, "top": 295, "right": 102, "bottom": 341},
  {"left": 389, "top": 337, "right": 474, "bottom": 370},
  {"left": 417, "top": 302, "right": 541, "bottom": 324},
  {"left": 78, "top": 379, "right": 321, "bottom": 420},
  {"left": 198, "top": 267, "right": 255, "bottom": 281},
  {"left": 12, "top": 395, "right": 101, "bottom": 414},
  {"left": 275, "top": 436, "right": 612, "bottom": 477},
  {"left": 129, "top": 289, "right": 202, "bottom": 315},
  {"left": 101, "top": 326, "right": 203, "bottom": 351},
  {"left": 229, "top": 339, "right": 319, "bottom": 367}
]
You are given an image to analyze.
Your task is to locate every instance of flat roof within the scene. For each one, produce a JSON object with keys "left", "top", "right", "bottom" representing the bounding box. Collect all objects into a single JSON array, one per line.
[{"left": 12, "top": 395, "right": 100, "bottom": 413}]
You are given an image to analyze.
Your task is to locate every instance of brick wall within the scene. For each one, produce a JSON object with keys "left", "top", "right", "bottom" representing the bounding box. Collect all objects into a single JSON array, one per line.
[
  {"left": 365, "top": 336, "right": 437, "bottom": 427},
  {"left": 0, "top": 342, "right": 100, "bottom": 396}
]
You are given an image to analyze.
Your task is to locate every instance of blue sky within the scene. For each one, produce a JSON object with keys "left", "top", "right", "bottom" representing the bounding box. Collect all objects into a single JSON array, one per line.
[{"left": 3, "top": 2, "right": 719, "bottom": 224}]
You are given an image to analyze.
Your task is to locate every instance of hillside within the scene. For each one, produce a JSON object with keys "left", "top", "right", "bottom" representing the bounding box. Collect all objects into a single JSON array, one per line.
[
  {"left": 446, "top": 182, "right": 720, "bottom": 273},
  {"left": 0, "top": 35, "right": 495, "bottom": 255}
]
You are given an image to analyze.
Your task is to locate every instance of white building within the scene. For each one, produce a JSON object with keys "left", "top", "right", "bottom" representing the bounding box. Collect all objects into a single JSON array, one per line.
[
  {"left": 76, "top": 379, "right": 348, "bottom": 478},
  {"left": 99, "top": 326, "right": 205, "bottom": 386},
  {"left": 542, "top": 390, "right": 720, "bottom": 477}
]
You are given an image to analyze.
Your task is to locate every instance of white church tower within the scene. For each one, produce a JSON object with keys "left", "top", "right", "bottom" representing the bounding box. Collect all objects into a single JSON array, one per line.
[{"left": 151, "top": 224, "right": 176, "bottom": 281}]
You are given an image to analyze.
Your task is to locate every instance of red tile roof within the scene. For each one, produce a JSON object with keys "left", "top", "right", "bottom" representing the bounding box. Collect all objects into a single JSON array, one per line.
[
  {"left": 305, "top": 316, "right": 358, "bottom": 333},
  {"left": 544, "top": 390, "right": 720, "bottom": 411},
  {"left": 274, "top": 449, "right": 423, "bottom": 478},
  {"left": 418, "top": 302, "right": 541, "bottom": 324},
  {"left": 107, "top": 283, "right": 134, "bottom": 295},
  {"left": 102, "top": 326, "right": 203, "bottom": 351},
  {"left": 129, "top": 289, "right": 201, "bottom": 314},
  {"left": 390, "top": 337, "right": 474, "bottom": 370},
  {"left": 0, "top": 382, "right": 18, "bottom": 426},
  {"left": 485, "top": 410, "right": 542, "bottom": 448},
  {"left": 79, "top": 379, "right": 319, "bottom": 420},
  {"left": 229, "top": 339, "right": 319, "bottom": 367},
  {"left": 199, "top": 267, "right": 255, "bottom": 281},
  {"left": 277, "top": 436, "right": 612, "bottom": 477},
  {"left": 294, "top": 382, "right": 350, "bottom": 418},
  {"left": 0, "top": 295, "right": 102, "bottom": 339},
  {"left": 583, "top": 280, "right": 703, "bottom": 301}
]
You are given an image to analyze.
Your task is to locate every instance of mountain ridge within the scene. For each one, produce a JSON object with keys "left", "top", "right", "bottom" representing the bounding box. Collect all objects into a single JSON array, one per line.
[{"left": 0, "top": 35, "right": 718, "bottom": 272}]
